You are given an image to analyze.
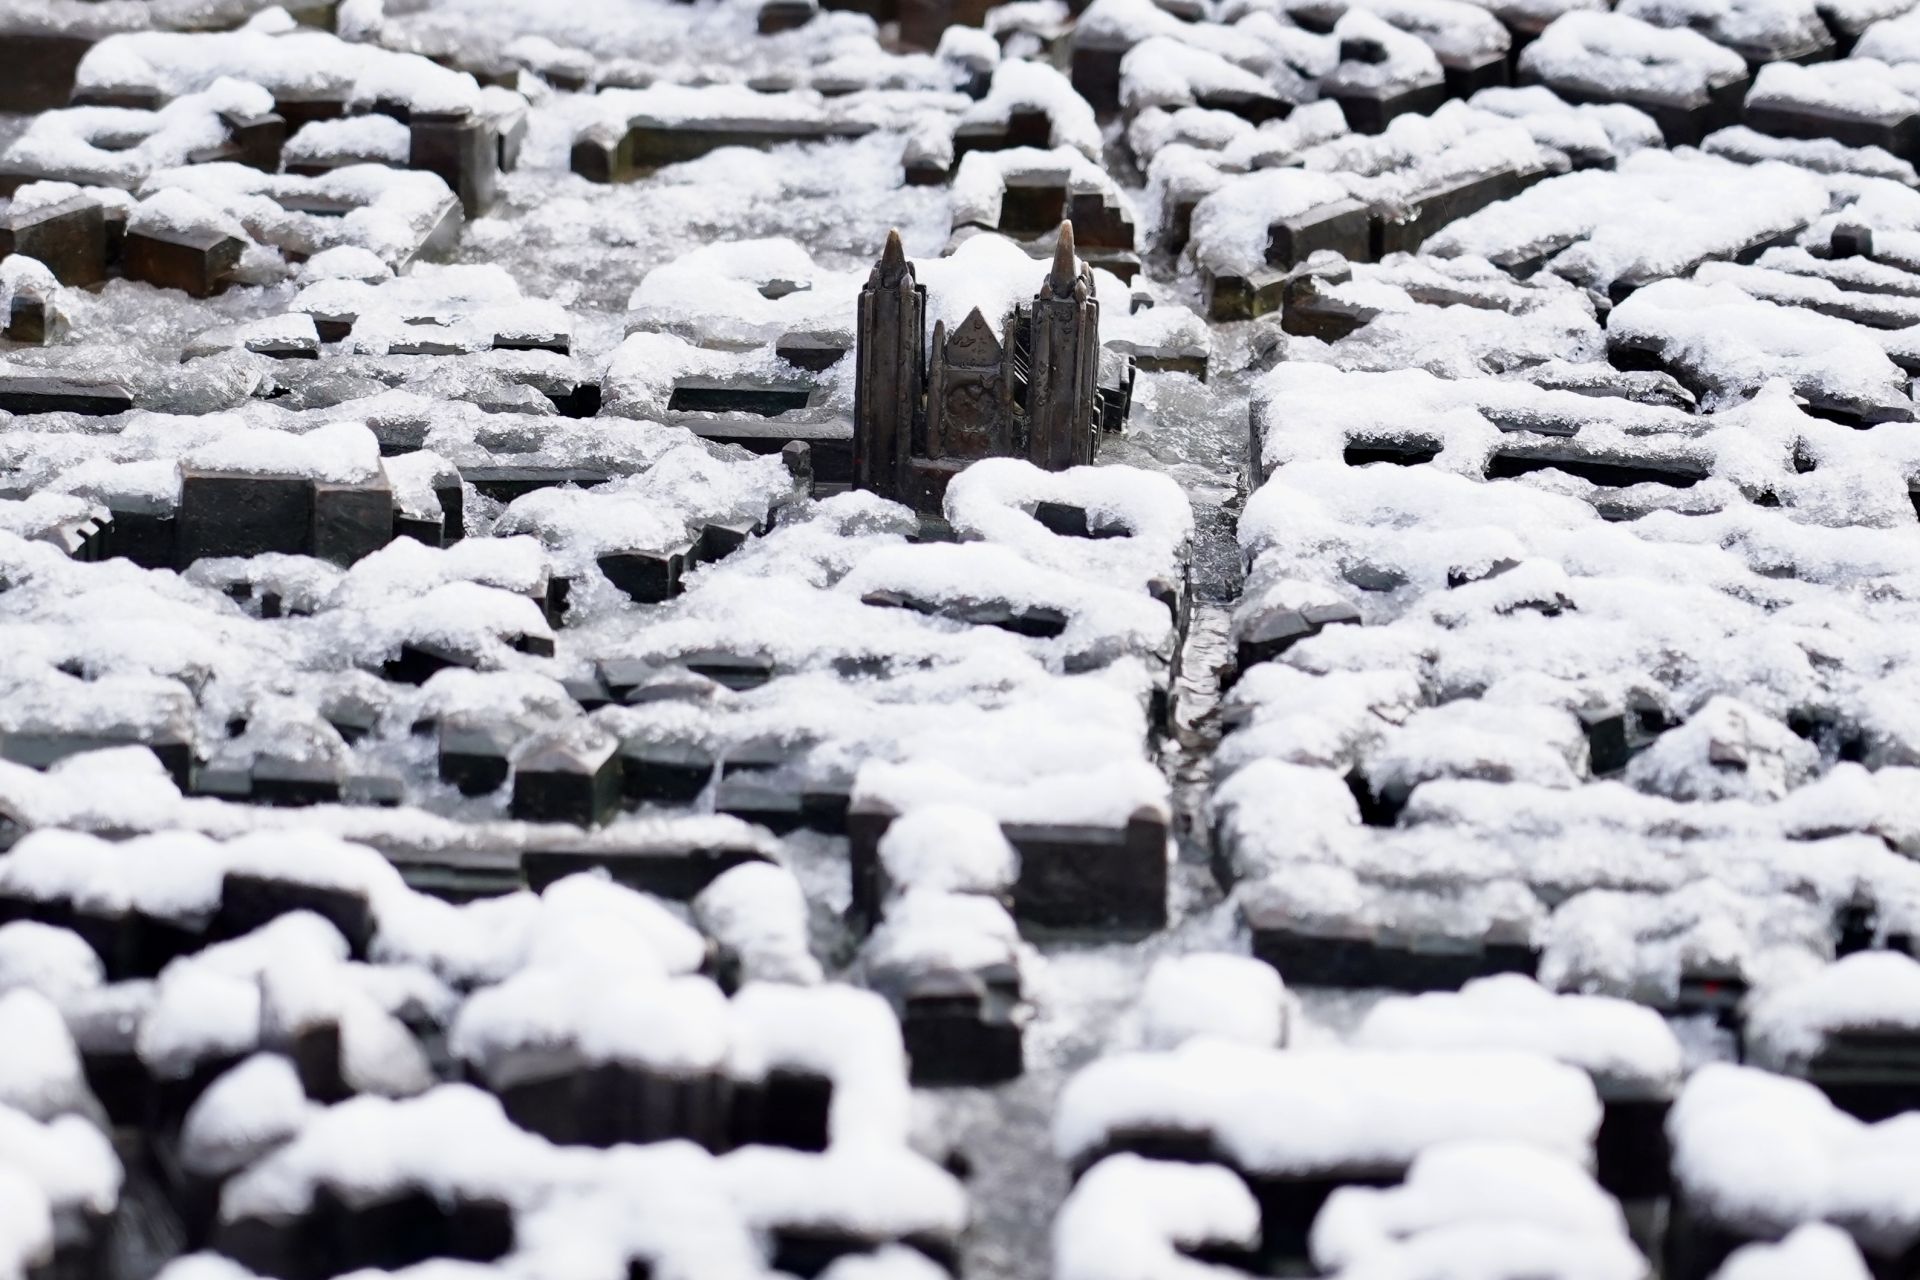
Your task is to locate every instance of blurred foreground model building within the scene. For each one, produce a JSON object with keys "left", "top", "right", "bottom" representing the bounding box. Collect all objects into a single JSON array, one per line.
[{"left": 854, "top": 223, "right": 1126, "bottom": 513}]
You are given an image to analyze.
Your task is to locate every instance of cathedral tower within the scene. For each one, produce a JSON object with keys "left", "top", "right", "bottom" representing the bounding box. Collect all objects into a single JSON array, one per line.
[
  {"left": 853, "top": 229, "right": 926, "bottom": 503},
  {"left": 1025, "top": 222, "right": 1100, "bottom": 472}
]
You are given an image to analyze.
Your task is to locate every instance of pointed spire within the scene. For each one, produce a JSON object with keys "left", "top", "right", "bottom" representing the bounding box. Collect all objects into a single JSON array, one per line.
[
  {"left": 949, "top": 307, "right": 1002, "bottom": 361},
  {"left": 1046, "top": 221, "right": 1077, "bottom": 296},
  {"left": 875, "top": 228, "right": 910, "bottom": 286}
]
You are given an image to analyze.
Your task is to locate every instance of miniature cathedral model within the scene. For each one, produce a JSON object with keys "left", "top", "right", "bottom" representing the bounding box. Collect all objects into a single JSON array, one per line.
[{"left": 853, "top": 223, "right": 1128, "bottom": 513}]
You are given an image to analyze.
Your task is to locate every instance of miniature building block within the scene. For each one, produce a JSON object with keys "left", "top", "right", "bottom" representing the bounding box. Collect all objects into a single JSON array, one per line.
[
  {"left": 695, "top": 519, "right": 756, "bottom": 562},
  {"left": 1267, "top": 198, "right": 1374, "bottom": 270},
  {"left": 1798, "top": 1032, "right": 1920, "bottom": 1121},
  {"left": 1372, "top": 168, "right": 1540, "bottom": 257},
  {"left": 395, "top": 478, "right": 465, "bottom": 547},
  {"left": 570, "top": 130, "right": 633, "bottom": 184},
  {"left": 1192, "top": 87, "right": 1294, "bottom": 123},
  {"left": 716, "top": 772, "right": 808, "bottom": 833},
  {"left": 1033, "top": 500, "right": 1128, "bottom": 539},
  {"left": 511, "top": 731, "right": 622, "bottom": 827},
  {"left": 98, "top": 505, "right": 177, "bottom": 569},
  {"left": 123, "top": 226, "right": 244, "bottom": 298},
  {"left": 311, "top": 479, "right": 396, "bottom": 567},
  {"left": 952, "top": 107, "right": 1054, "bottom": 165},
  {"left": 214, "top": 872, "right": 377, "bottom": 958},
  {"left": 0, "top": 31, "right": 95, "bottom": 112},
  {"left": 0, "top": 728, "right": 191, "bottom": 793},
  {"left": 1333, "top": 81, "right": 1450, "bottom": 136},
  {"left": 66, "top": 85, "right": 164, "bottom": 111},
  {"left": 384, "top": 640, "right": 478, "bottom": 686},
  {"left": 268, "top": 93, "right": 351, "bottom": 134},
  {"left": 4, "top": 295, "right": 65, "bottom": 344},
  {"left": 392, "top": 512, "right": 445, "bottom": 546},
  {"left": 1579, "top": 703, "right": 1631, "bottom": 775},
  {"left": 679, "top": 419, "right": 851, "bottom": 487},
  {"left": 598, "top": 544, "right": 693, "bottom": 603},
  {"left": 759, "top": 0, "right": 817, "bottom": 32},
  {"left": 1069, "top": 40, "right": 1128, "bottom": 116},
  {"left": 1525, "top": 71, "right": 1750, "bottom": 148},
  {"left": 251, "top": 755, "right": 346, "bottom": 807},
  {"left": 897, "top": 0, "right": 995, "bottom": 48},
  {"left": 862, "top": 586, "right": 1069, "bottom": 638},
  {"left": 893, "top": 967, "right": 1024, "bottom": 1085},
  {"left": 485, "top": 1051, "right": 733, "bottom": 1150},
  {"left": 667, "top": 379, "right": 814, "bottom": 416},
  {"left": 520, "top": 841, "right": 771, "bottom": 901},
  {"left": 782, "top": 440, "right": 813, "bottom": 491},
  {"left": 1595, "top": 1096, "right": 1671, "bottom": 1199},
  {"left": 439, "top": 721, "right": 516, "bottom": 796},
  {"left": 436, "top": 478, "right": 466, "bottom": 543},
  {"left": 620, "top": 740, "right": 716, "bottom": 803},
  {"left": 580, "top": 117, "right": 875, "bottom": 182},
  {"left": 217, "top": 1189, "right": 515, "bottom": 1280},
  {"left": 462, "top": 466, "right": 613, "bottom": 504},
  {"left": 731, "top": 1068, "right": 833, "bottom": 1151},
  {"left": 1745, "top": 99, "right": 1920, "bottom": 159},
  {"left": 1206, "top": 268, "right": 1287, "bottom": 323},
  {"left": 176, "top": 472, "right": 315, "bottom": 566},
  {"left": 1241, "top": 895, "right": 1539, "bottom": 992},
  {"left": 1235, "top": 601, "right": 1362, "bottom": 671},
  {"left": 410, "top": 110, "right": 498, "bottom": 216},
  {"left": 1442, "top": 50, "right": 1510, "bottom": 98},
  {"left": 1009, "top": 807, "right": 1169, "bottom": 931},
  {"left": 217, "top": 109, "right": 289, "bottom": 172},
  {"left": 774, "top": 332, "right": 849, "bottom": 371},
  {"left": 0, "top": 194, "right": 107, "bottom": 286}
]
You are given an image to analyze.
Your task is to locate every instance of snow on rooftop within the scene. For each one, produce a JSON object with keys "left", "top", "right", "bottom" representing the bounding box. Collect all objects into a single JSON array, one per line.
[
  {"left": 0, "top": 1106, "right": 121, "bottom": 1221},
  {"left": 1669, "top": 1063, "right": 1920, "bottom": 1256},
  {"left": 1189, "top": 168, "right": 1355, "bottom": 276},
  {"left": 178, "top": 1054, "right": 318, "bottom": 1179},
  {"left": 4, "top": 80, "right": 275, "bottom": 191},
  {"left": 1309, "top": 1141, "right": 1644, "bottom": 1280},
  {"left": 962, "top": 60, "right": 1101, "bottom": 158},
  {"left": 1353, "top": 974, "right": 1683, "bottom": 1096},
  {"left": 693, "top": 862, "right": 823, "bottom": 986},
  {"left": 1052, "top": 1154, "right": 1260, "bottom": 1280},
  {"left": 1053, "top": 1039, "right": 1602, "bottom": 1175},
  {"left": 217, "top": 1084, "right": 555, "bottom": 1222},
  {"left": 862, "top": 887, "right": 1021, "bottom": 976},
  {"left": 728, "top": 981, "right": 911, "bottom": 1146},
  {"left": 1136, "top": 953, "right": 1288, "bottom": 1049},
  {"left": 1745, "top": 950, "right": 1920, "bottom": 1070},
  {"left": 1427, "top": 150, "right": 1829, "bottom": 293},
  {"left": 1520, "top": 11, "right": 1747, "bottom": 106},
  {"left": 718, "top": 1143, "right": 966, "bottom": 1240},
  {"left": 75, "top": 26, "right": 491, "bottom": 115},
  {"left": 0, "top": 1166, "right": 52, "bottom": 1280},
  {"left": 877, "top": 803, "right": 1020, "bottom": 897},
  {"left": 1711, "top": 1224, "right": 1874, "bottom": 1280}
]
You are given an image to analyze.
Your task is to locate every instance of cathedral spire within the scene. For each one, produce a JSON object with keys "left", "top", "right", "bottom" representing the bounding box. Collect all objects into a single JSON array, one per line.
[
  {"left": 877, "top": 228, "right": 909, "bottom": 286},
  {"left": 1045, "top": 221, "right": 1077, "bottom": 297}
]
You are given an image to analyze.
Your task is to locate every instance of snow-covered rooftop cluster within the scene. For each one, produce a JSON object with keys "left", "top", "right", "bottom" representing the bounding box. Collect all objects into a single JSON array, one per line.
[
  {"left": 0, "top": 819, "right": 963, "bottom": 1277},
  {"left": 9, "top": 0, "right": 1920, "bottom": 1270}
]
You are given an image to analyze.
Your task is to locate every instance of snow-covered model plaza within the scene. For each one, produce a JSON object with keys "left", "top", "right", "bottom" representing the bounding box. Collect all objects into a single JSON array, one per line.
[{"left": 5, "top": 0, "right": 1920, "bottom": 1274}]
